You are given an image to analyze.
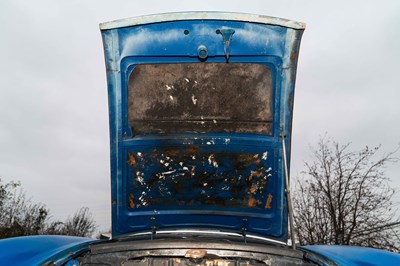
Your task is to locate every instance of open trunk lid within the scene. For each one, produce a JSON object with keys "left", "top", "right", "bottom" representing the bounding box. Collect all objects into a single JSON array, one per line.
[{"left": 100, "top": 12, "right": 304, "bottom": 242}]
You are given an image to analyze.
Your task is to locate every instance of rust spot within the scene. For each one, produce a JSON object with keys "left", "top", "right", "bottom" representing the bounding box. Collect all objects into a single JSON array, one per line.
[
  {"left": 127, "top": 152, "right": 137, "bottom": 166},
  {"left": 129, "top": 194, "right": 135, "bottom": 208},
  {"left": 186, "top": 146, "right": 198, "bottom": 155},
  {"left": 250, "top": 183, "right": 258, "bottom": 194},
  {"left": 251, "top": 170, "right": 264, "bottom": 178},
  {"left": 265, "top": 194, "right": 273, "bottom": 209},
  {"left": 237, "top": 153, "right": 261, "bottom": 166},
  {"left": 290, "top": 50, "right": 297, "bottom": 62},
  {"left": 247, "top": 197, "right": 261, "bottom": 207},
  {"left": 163, "top": 147, "right": 181, "bottom": 157},
  {"left": 149, "top": 152, "right": 158, "bottom": 158}
]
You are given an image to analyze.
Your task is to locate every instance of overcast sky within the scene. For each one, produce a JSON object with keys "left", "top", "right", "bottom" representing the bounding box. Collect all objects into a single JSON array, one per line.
[{"left": 1, "top": 0, "right": 399, "bottom": 232}]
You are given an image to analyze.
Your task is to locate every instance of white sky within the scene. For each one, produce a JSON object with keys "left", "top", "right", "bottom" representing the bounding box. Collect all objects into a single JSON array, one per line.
[{"left": 1, "top": 0, "right": 399, "bottom": 232}]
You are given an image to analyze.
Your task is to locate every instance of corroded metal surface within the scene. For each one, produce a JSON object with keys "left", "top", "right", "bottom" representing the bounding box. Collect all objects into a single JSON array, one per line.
[
  {"left": 185, "top": 249, "right": 207, "bottom": 259},
  {"left": 128, "top": 63, "right": 273, "bottom": 136},
  {"left": 126, "top": 147, "right": 273, "bottom": 209},
  {"left": 78, "top": 238, "right": 314, "bottom": 265}
]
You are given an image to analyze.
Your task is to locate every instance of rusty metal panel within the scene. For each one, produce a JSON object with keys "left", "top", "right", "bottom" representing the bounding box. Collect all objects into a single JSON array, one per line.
[
  {"left": 126, "top": 147, "right": 274, "bottom": 209},
  {"left": 128, "top": 63, "right": 273, "bottom": 135}
]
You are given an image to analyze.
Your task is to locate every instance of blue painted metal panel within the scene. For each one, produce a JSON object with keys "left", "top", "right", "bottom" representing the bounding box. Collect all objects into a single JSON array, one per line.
[
  {"left": 0, "top": 235, "right": 94, "bottom": 265},
  {"left": 302, "top": 245, "right": 400, "bottom": 266},
  {"left": 99, "top": 12, "right": 306, "bottom": 30},
  {"left": 101, "top": 12, "right": 304, "bottom": 241}
]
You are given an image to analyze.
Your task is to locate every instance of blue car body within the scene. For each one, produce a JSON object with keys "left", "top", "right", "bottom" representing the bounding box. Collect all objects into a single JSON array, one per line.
[
  {"left": 1, "top": 12, "right": 399, "bottom": 266},
  {"left": 0, "top": 235, "right": 94, "bottom": 266},
  {"left": 102, "top": 11, "right": 304, "bottom": 241},
  {"left": 302, "top": 245, "right": 400, "bottom": 266}
]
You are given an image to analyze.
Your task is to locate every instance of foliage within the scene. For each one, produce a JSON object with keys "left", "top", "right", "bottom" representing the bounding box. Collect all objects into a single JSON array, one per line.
[
  {"left": 293, "top": 137, "right": 400, "bottom": 251},
  {"left": 0, "top": 179, "right": 97, "bottom": 239},
  {"left": 0, "top": 181, "right": 48, "bottom": 238}
]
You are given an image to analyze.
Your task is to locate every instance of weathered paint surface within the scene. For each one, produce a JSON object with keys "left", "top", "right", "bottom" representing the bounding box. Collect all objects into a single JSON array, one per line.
[
  {"left": 128, "top": 63, "right": 273, "bottom": 135},
  {"left": 101, "top": 12, "right": 304, "bottom": 241},
  {"left": 127, "top": 147, "right": 273, "bottom": 209},
  {"left": 99, "top": 12, "right": 306, "bottom": 30}
]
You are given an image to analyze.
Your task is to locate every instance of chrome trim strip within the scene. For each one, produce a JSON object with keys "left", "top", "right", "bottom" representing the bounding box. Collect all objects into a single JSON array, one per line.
[{"left": 127, "top": 229, "right": 287, "bottom": 246}]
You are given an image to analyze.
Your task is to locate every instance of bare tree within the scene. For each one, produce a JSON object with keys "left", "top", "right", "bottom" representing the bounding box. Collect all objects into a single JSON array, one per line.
[
  {"left": 293, "top": 137, "right": 400, "bottom": 251},
  {"left": 59, "top": 207, "right": 97, "bottom": 237},
  {"left": 0, "top": 179, "right": 49, "bottom": 238},
  {"left": 43, "top": 207, "right": 97, "bottom": 237},
  {"left": 0, "top": 179, "right": 97, "bottom": 239}
]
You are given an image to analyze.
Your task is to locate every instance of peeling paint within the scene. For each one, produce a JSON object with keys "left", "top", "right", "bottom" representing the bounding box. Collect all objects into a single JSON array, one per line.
[
  {"left": 265, "top": 194, "right": 273, "bottom": 209},
  {"left": 262, "top": 151, "right": 268, "bottom": 160},
  {"left": 129, "top": 194, "right": 135, "bottom": 208},
  {"left": 127, "top": 152, "right": 137, "bottom": 166},
  {"left": 223, "top": 138, "right": 230, "bottom": 144},
  {"left": 191, "top": 95, "right": 198, "bottom": 105},
  {"left": 126, "top": 147, "right": 273, "bottom": 209},
  {"left": 162, "top": 170, "right": 176, "bottom": 175},
  {"left": 248, "top": 197, "right": 261, "bottom": 208}
]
